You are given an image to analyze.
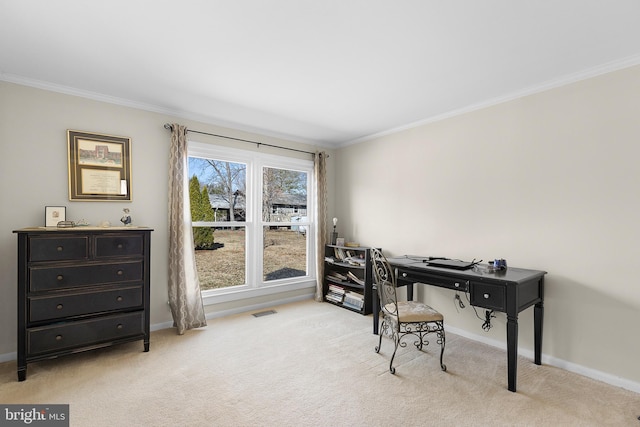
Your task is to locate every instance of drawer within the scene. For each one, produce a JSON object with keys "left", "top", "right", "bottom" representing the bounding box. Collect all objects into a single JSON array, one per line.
[
  {"left": 27, "top": 311, "right": 145, "bottom": 356},
  {"left": 470, "top": 282, "right": 506, "bottom": 311},
  {"left": 29, "top": 285, "right": 143, "bottom": 322},
  {"left": 29, "top": 236, "right": 89, "bottom": 262},
  {"left": 29, "top": 261, "right": 143, "bottom": 292},
  {"left": 95, "top": 235, "right": 143, "bottom": 258},
  {"left": 397, "top": 269, "right": 469, "bottom": 292}
]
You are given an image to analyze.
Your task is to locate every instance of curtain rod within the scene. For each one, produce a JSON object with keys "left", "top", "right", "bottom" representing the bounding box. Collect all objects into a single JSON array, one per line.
[{"left": 163, "top": 123, "right": 316, "bottom": 156}]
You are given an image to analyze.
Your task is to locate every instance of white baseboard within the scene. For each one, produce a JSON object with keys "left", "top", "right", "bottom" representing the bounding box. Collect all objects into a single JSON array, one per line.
[{"left": 446, "top": 324, "right": 640, "bottom": 394}]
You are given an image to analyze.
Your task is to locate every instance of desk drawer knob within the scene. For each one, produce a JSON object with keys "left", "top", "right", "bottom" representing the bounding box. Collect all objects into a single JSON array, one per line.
[
  {"left": 402, "top": 273, "right": 408, "bottom": 278},
  {"left": 56, "top": 246, "right": 63, "bottom": 252},
  {"left": 56, "top": 304, "right": 63, "bottom": 310},
  {"left": 116, "top": 324, "right": 123, "bottom": 330},
  {"left": 116, "top": 296, "right": 123, "bottom": 302},
  {"left": 483, "top": 293, "right": 490, "bottom": 299},
  {"left": 117, "top": 270, "right": 123, "bottom": 276},
  {"left": 55, "top": 335, "right": 63, "bottom": 341},
  {"left": 57, "top": 275, "right": 64, "bottom": 281},
  {"left": 454, "top": 282, "right": 460, "bottom": 288}
]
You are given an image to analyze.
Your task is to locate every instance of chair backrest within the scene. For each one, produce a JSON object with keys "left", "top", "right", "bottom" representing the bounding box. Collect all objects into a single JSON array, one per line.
[{"left": 370, "top": 248, "right": 399, "bottom": 318}]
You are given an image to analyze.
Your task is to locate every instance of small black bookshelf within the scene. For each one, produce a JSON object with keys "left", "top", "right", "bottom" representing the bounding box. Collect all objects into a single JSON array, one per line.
[{"left": 323, "top": 244, "right": 373, "bottom": 315}]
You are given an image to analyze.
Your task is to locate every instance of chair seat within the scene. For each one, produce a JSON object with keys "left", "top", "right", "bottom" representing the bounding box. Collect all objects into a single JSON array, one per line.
[{"left": 385, "top": 301, "right": 443, "bottom": 322}]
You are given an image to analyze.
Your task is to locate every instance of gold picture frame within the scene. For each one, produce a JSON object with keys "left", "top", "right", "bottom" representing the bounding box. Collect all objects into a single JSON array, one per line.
[{"left": 67, "top": 130, "right": 132, "bottom": 201}]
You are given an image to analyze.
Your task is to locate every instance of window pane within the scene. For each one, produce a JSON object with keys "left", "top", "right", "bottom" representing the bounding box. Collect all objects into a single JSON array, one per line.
[
  {"left": 263, "top": 227, "right": 307, "bottom": 281},
  {"left": 189, "top": 157, "right": 246, "bottom": 222},
  {"left": 262, "top": 167, "right": 307, "bottom": 222},
  {"left": 194, "top": 227, "right": 246, "bottom": 290}
]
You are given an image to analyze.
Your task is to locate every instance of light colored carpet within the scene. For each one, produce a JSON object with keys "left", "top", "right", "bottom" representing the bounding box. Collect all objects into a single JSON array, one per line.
[{"left": 0, "top": 300, "right": 638, "bottom": 426}]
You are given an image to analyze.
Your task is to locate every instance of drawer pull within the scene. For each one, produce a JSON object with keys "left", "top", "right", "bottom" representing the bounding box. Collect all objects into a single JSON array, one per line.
[
  {"left": 117, "top": 243, "right": 123, "bottom": 249},
  {"left": 117, "top": 270, "right": 123, "bottom": 276},
  {"left": 116, "top": 296, "right": 123, "bottom": 302},
  {"left": 483, "top": 293, "right": 490, "bottom": 299},
  {"left": 57, "top": 275, "right": 63, "bottom": 281},
  {"left": 56, "top": 246, "right": 63, "bottom": 252},
  {"left": 402, "top": 273, "right": 407, "bottom": 277},
  {"left": 55, "top": 335, "right": 63, "bottom": 341},
  {"left": 454, "top": 282, "right": 460, "bottom": 288},
  {"left": 116, "top": 324, "right": 123, "bottom": 330},
  {"left": 56, "top": 304, "right": 63, "bottom": 310}
]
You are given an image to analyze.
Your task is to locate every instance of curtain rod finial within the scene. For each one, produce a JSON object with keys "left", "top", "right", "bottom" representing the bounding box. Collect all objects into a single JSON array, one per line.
[{"left": 164, "top": 123, "right": 173, "bottom": 130}]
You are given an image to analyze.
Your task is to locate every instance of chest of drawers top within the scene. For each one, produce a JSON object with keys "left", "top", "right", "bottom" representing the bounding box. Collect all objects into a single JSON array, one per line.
[{"left": 14, "top": 227, "right": 153, "bottom": 262}]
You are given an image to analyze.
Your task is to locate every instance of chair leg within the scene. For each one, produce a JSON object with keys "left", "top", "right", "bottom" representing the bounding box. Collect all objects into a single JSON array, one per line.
[
  {"left": 438, "top": 323, "right": 446, "bottom": 372},
  {"left": 389, "top": 333, "right": 399, "bottom": 374},
  {"left": 375, "top": 319, "right": 387, "bottom": 353}
]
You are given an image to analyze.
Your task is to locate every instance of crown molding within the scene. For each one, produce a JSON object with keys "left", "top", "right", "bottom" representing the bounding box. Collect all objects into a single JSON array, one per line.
[
  {"left": 0, "top": 72, "right": 328, "bottom": 148},
  {"left": 342, "top": 54, "right": 640, "bottom": 147}
]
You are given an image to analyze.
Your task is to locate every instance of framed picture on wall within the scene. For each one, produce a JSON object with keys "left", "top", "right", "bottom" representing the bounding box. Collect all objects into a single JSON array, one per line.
[
  {"left": 45, "top": 206, "right": 66, "bottom": 227},
  {"left": 67, "top": 130, "right": 132, "bottom": 201}
]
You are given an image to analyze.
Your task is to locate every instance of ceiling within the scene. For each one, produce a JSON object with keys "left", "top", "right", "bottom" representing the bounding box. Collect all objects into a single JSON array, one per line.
[{"left": 2, "top": 1, "right": 640, "bottom": 147}]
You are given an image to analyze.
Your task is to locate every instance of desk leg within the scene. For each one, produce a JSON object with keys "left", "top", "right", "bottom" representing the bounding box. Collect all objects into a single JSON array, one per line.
[
  {"left": 534, "top": 301, "right": 543, "bottom": 365},
  {"left": 507, "top": 314, "right": 518, "bottom": 392},
  {"left": 373, "top": 290, "right": 379, "bottom": 335},
  {"left": 407, "top": 283, "right": 414, "bottom": 301}
]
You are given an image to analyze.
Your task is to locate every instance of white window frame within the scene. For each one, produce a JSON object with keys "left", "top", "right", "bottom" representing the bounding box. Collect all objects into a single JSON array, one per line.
[{"left": 188, "top": 140, "right": 317, "bottom": 305}]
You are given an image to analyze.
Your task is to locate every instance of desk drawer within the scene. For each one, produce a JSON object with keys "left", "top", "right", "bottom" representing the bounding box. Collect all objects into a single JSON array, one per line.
[
  {"left": 397, "top": 269, "right": 469, "bottom": 292},
  {"left": 470, "top": 282, "right": 506, "bottom": 311},
  {"left": 29, "top": 285, "right": 143, "bottom": 322},
  {"left": 27, "top": 311, "right": 145, "bottom": 356},
  {"left": 29, "top": 261, "right": 143, "bottom": 292}
]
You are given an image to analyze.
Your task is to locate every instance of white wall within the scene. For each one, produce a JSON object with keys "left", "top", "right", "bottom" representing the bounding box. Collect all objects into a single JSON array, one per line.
[
  {"left": 335, "top": 65, "right": 640, "bottom": 389},
  {"left": 0, "top": 82, "right": 334, "bottom": 359}
]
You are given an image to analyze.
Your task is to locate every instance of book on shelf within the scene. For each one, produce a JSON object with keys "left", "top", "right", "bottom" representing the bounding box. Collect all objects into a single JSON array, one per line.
[
  {"left": 333, "top": 247, "right": 347, "bottom": 261},
  {"left": 326, "top": 292, "right": 344, "bottom": 303},
  {"left": 346, "top": 271, "right": 365, "bottom": 286},
  {"left": 328, "top": 284, "right": 345, "bottom": 294},
  {"left": 343, "top": 290, "right": 364, "bottom": 310},
  {"left": 342, "top": 301, "right": 361, "bottom": 310},
  {"left": 326, "top": 284, "right": 346, "bottom": 303},
  {"left": 344, "top": 256, "right": 366, "bottom": 266},
  {"left": 345, "top": 290, "right": 364, "bottom": 299},
  {"left": 327, "top": 271, "right": 348, "bottom": 281}
]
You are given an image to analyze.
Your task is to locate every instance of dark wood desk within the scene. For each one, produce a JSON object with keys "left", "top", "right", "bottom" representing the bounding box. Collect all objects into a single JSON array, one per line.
[{"left": 373, "top": 256, "right": 546, "bottom": 392}]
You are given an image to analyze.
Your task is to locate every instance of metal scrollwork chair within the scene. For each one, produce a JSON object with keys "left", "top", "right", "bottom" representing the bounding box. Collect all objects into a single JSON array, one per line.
[{"left": 371, "top": 248, "right": 446, "bottom": 373}]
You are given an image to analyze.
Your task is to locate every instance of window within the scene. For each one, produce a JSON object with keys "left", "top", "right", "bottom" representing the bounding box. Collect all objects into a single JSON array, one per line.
[{"left": 188, "top": 142, "right": 315, "bottom": 299}]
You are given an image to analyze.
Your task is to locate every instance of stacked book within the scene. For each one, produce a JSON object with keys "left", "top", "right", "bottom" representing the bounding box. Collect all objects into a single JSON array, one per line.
[
  {"left": 326, "top": 284, "right": 345, "bottom": 304},
  {"left": 326, "top": 271, "right": 348, "bottom": 283},
  {"left": 342, "top": 291, "right": 364, "bottom": 310}
]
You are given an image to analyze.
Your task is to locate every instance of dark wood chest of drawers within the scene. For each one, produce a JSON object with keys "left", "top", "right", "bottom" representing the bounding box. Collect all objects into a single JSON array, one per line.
[{"left": 13, "top": 227, "right": 153, "bottom": 381}]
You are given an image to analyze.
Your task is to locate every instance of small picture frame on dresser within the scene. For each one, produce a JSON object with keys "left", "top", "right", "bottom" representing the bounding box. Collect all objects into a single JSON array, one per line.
[{"left": 45, "top": 206, "right": 66, "bottom": 227}]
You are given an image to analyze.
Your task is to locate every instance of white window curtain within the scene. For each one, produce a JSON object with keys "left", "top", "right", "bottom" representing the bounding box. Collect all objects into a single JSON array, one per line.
[
  {"left": 314, "top": 151, "right": 328, "bottom": 301},
  {"left": 167, "top": 123, "right": 207, "bottom": 334}
]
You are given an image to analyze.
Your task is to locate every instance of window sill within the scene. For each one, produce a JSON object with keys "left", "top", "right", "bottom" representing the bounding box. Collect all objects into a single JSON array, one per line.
[{"left": 201, "top": 279, "right": 316, "bottom": 305}]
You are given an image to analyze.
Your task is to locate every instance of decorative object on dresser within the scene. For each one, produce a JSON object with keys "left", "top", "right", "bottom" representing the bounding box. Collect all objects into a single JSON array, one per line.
[
  {"left": 323, "top": 244, "right": 373, "bottom": 315},
  {"left": 45, "top": 206, "right": 66, "bottom": 227},
  {"left": 13, "top": 226, "right": 153, "bottom": 381}
]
